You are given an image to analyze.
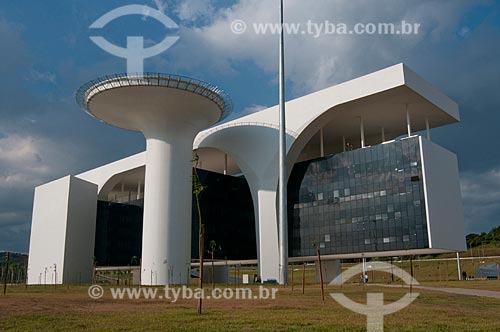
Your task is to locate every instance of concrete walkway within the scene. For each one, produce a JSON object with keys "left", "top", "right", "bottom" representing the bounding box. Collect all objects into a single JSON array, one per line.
[{"left": 371, "top": 284, "right": 500, "bottom": 299}]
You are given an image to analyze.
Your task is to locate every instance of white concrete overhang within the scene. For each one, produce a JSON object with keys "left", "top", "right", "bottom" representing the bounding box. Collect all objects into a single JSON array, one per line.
[
  {"left": 76, "top": 152, "right": 145, "bottom": 198},
  {"left": 194, "top": 63, "right": 459, "bottom": 173}
]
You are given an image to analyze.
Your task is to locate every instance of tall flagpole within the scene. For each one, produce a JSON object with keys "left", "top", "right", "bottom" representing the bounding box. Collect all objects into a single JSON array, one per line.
[{"left": 278, "top": 0, "right": 288, "bottom": 285}]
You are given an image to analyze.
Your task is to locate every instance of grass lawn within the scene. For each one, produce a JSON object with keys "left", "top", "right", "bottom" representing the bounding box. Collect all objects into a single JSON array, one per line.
[
  {"left": 419, "top": 280, "right": 500, "bottom": 292},
  {"left": 1, "top": 283, "right": 500, "bottom": 331}
]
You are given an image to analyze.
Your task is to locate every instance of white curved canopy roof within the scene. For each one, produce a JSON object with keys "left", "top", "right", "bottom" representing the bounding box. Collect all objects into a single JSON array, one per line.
[{"left": 194, "top": 63, "right": 459, "bottom": 175}]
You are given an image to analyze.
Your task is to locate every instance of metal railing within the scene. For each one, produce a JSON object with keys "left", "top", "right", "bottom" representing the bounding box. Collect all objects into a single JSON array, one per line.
[{"left": 76, "top": 73, "right": 233, "bottom": 121}]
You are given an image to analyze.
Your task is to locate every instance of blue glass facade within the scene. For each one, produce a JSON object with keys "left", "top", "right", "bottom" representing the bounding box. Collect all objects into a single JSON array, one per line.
[
  {"left": 94, "top": 169, "right": 256, "bottom": 266},
  {"left": 288, "top": 136, "right": 429, "bottom": 257}
]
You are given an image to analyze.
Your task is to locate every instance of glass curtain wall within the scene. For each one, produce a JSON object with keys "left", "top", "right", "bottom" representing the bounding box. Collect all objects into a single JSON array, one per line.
[{"left": 288, "top": 136, "right": 428, "bottom": 257}]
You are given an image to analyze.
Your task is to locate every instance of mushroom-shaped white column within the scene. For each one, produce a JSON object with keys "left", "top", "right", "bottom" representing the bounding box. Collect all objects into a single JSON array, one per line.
[{"left": 77, "top": 74, "right": 232, "bottom": 285}]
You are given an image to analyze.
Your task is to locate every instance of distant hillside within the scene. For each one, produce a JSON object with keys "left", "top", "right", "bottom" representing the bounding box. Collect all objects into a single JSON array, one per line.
[{"left": 466, "top": 226, "right": 500, "bottom": 248}]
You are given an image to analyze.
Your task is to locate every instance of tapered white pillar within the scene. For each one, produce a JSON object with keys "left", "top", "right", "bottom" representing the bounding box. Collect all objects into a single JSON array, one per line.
[{"left": 141, "top": 128, "right": 195, "bottom": 285}]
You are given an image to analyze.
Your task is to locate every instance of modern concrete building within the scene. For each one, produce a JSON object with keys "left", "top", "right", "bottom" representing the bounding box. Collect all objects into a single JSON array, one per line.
[{"left": 27, "top": 64, "right": 466, "bottom": 285}]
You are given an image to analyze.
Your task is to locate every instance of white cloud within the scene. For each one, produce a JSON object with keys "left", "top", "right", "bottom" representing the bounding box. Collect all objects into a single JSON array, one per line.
[
  {"left": 241, "top": 104, "right": 267, "bottom": 114},
  {"left": 0, "top": 131, "right": 87, "bottom": 251},
  {"left": 233, "top": 104, "right": 269, "bottom": 118},
  {"left": 174, "top": 0, "right": 216, "bottom": 23},
  {"left": 152, "top": 0, "right": 168, "bottom": 14},
  {"left": 0, "top": 133, "right": 78, "bottom": 190},
  {"left": 162, "top": 0, "right": 481, "bottom": 94}
]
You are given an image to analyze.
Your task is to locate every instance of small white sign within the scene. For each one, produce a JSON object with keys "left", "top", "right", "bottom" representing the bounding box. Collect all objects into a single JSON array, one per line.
[{"left": 242, "top": 274, "right": 249, "bottom": 284}]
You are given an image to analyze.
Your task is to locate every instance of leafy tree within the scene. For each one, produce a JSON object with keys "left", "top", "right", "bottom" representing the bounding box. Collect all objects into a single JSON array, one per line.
[{"left": 466, "top": 226, "right": 500, "bottom": 248}]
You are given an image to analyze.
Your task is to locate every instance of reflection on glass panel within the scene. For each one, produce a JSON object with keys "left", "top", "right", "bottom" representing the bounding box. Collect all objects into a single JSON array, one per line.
[{"left": 288, "top": 136, "right": 428, "bottom": 257}]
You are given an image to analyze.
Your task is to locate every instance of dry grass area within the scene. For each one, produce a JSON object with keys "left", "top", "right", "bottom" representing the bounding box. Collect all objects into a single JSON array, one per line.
[{"left": 1, "top": 283, "right": 500, "bottom": 332}]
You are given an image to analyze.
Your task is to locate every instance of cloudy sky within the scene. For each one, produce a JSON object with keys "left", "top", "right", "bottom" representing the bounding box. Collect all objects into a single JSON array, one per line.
[{"left": 0, "top": 0, "right": 499, "bottom": 252}]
